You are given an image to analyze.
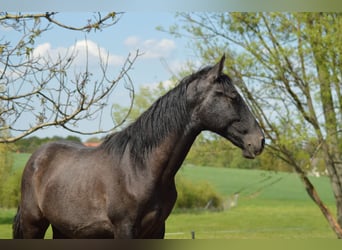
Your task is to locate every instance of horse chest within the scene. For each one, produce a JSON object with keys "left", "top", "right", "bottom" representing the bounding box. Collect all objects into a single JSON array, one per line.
[{"left": 138, "top": 204, "right": 171, "bottom": 238}]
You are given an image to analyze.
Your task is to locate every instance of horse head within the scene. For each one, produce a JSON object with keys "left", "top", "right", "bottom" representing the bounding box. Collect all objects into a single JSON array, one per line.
[{"left": 186, "top": 55, "right": 265, "bottom": 159}]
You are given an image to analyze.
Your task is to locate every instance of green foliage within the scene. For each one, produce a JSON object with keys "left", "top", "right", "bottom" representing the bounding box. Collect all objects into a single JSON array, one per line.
[
  {"left": 0, "top": 169, "right": 21, "bottom": 208},
  {"left": 0, "top": 144, "right": 13, "bottom": 194},
  {"left": 85, "top": 137, "right": 101, "bottom": 143},
  {"left": 185, "top": 134, "right": 264, "bottom": 169},
  {"left": 0, "top": 144, "right": 13, "bottom": 179},
  {"left": 14, "top": 135, "right": 81, "bottom": 153},
  {"left": 0, "top": 143, "right": 18, "bottom": 208},
  {"left": 65, "top": 136, "right": 82, "bottom": 143},
  {"left": 175, "top": 175, "right": 223, "bottom": 210},
  {"left": 168, "top": 12, "right": 342, "bottom": 172}
]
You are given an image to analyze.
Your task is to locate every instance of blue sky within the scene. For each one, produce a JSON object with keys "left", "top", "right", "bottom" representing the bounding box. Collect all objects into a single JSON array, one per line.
[
  {"left": 4, "top": 12, "right": 198, "bottom": 141},
  {"left": 32, "top": 12, "right": 192, "bottom": 85},
  {"left": 5, "top": 9, "right": 342, "bottom": 141}
]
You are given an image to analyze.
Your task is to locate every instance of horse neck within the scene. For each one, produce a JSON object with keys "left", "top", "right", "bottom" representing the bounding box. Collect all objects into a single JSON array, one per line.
[
  {"left": 105, "top": 82, "right": 200, "bottom": 183},
  {"left": 146, "top": 122, "right": 200, "bottom": 183}
]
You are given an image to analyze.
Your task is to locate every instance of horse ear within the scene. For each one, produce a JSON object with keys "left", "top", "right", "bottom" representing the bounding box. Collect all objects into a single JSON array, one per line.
[{"left": 208, "top": 54, "right": 225, "bottom": 82}]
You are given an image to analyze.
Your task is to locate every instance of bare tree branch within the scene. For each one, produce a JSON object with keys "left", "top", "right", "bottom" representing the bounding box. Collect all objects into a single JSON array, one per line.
[
  {"left": 0, "top": 12, "right": 140, "bottom": 143},
  {"left": 0, "top": 12, "right": 122, "bottom": 32}
]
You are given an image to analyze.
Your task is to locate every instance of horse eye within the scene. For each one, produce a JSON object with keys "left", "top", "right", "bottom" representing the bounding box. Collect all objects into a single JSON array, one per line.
[
  {"left": 215, "top": 90, "right": 225, "bottom": 97},
  {"left": 229, "top": 91, "right": 238, "bottom": 99}
]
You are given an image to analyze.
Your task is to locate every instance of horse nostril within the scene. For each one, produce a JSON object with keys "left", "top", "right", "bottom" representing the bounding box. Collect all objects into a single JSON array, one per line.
[{"left": 261, "top": 138, "right": 265, "bottom": 148}]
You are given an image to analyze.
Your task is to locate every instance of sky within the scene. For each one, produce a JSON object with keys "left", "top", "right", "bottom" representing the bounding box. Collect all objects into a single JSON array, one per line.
[
  {"left": 3, "top": 7, "right": 342, "bottom": 142},
  {"left": 31, "top": 12, "right": 192, "bottom": 86},
  {"left": 3, "top": 12, "right": 199, "bottom": 141}
]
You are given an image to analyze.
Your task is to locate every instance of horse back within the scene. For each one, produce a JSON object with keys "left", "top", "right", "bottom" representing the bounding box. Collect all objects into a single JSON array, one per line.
[{"left": 22, "top": 140, "right": 86, "bottom": 180}]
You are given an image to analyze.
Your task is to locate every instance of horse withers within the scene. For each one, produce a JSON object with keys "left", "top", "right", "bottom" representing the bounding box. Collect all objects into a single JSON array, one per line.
[{"left": 13, "top": 55, "right": 264, "bottom": 239}]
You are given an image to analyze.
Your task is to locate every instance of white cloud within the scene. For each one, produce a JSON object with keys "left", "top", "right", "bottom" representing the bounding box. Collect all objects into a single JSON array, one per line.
[
  {"left": 124, "top": 36, "right": 140, "bottom": 47},
  {"left": 32, "top": 40, "right": 125, "bottom": 67},
  {"left": 32, "top": 43, "right": 53, "bottom": 58},
  {"left": 72, "top": 40, "right": 124, "bottom": 66},
  {"left": 124, "top": 36, "right": 176, "bottom": 59}
]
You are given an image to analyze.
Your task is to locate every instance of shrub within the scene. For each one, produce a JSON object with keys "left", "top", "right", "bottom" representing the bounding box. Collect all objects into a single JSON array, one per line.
[
  {"left": 175, "top": 176, "right": 223, "bottom": 210},
  {"left": 0, "top": 169, "right": 22, "bottom": 208}
]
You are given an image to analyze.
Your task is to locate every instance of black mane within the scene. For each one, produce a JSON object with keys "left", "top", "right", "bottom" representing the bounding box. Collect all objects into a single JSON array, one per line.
[{"left": 100, "top": 66, "right": 216, "bottom": 163}]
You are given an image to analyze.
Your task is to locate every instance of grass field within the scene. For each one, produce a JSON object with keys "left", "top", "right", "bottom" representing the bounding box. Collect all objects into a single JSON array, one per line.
[
  {"left": 0, "top": 153, "right": 338, "bottom": 239},
  {"left": 165, "top": 166, "right": 336, "bottom": 239}
]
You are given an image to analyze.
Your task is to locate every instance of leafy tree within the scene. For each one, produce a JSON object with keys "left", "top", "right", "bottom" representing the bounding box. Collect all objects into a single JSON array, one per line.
[
  {"left": 184, "top": 134, "right": 263, "bottom": 169},
  {"left": 0, "top": 168, "right": 21, "bottom": 208},
  {"left": 0, "top": 12, "right": 139, "bottom": 143},
  {"left": 85, "top": 137, "right": 102, "bottom": 143},
  {"left": 0, "top": 143, "right": 13, "bottom": 184},
  {"left": 0, "top": 128, "right": 15, "bottom": 207},
  {"left": 14, "top": 135, "right": 82, "bottom": 153},
  {"left": 165, "top": 12, "right": 342, "bottom": 237},
  {"left": 65, "top": 136, "right": 81, "bottom": 143}
]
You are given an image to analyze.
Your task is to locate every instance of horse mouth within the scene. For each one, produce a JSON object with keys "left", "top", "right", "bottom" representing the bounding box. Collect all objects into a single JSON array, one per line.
[
  {"left": 242, "top": 145, "right": 263, "bottom": 159},
  {"left": 242, "top": 149, "right": 256, "bottom": 159},
  {"left": 241, "top": 137, "right": 265, "bottom": 159}
]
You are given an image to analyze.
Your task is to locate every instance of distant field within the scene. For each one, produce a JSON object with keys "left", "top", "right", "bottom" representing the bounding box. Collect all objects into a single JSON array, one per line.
[
  {"left": 177, "top": 165, "right": 335, "bottom": 204},
  {"left": 1, "top": 154, "right": 337, "bottom": 239},
  {"left": 167, "top": 165, "right": 336, "bottom": 238}
]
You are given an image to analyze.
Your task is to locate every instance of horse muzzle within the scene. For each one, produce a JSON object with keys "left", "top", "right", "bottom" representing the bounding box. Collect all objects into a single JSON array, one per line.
[{"left": 242, "top": 136, "right": 265, "bottom": 159}]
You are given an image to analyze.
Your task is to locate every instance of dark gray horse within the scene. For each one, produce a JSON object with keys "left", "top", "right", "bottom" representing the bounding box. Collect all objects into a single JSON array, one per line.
[{"left": 13, "top": 55, "right": 264, "bottom": 239}]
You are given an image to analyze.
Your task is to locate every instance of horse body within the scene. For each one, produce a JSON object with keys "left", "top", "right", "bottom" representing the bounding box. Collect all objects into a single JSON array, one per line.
[
  {"left": 17, "top": 110, "right": 198, "bottom": 238},
  {"left": 13, "top": 55, "right": 265, "bottom": 238}
]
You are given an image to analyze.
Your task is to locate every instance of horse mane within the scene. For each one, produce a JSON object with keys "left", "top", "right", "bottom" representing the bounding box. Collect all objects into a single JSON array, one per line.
[{"left": 100, "top": 66, "right": 215, "bottom": 164}]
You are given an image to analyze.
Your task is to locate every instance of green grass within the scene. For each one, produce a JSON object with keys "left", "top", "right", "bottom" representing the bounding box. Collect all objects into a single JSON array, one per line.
[
  {"left": 0, "top": 155, "right": 338, "bottom": 239},
  {"left": 165, "top": 165, "right": 336, "bottom": 239},
  {"left": 165, "top": 203, "right": 336, "bottom": 239},
  {"left": 0, "top": 209, "right": 17, "bottom": 239},
  {"left": 0, "top": 209, "right": 53, "bottom": 239}
]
